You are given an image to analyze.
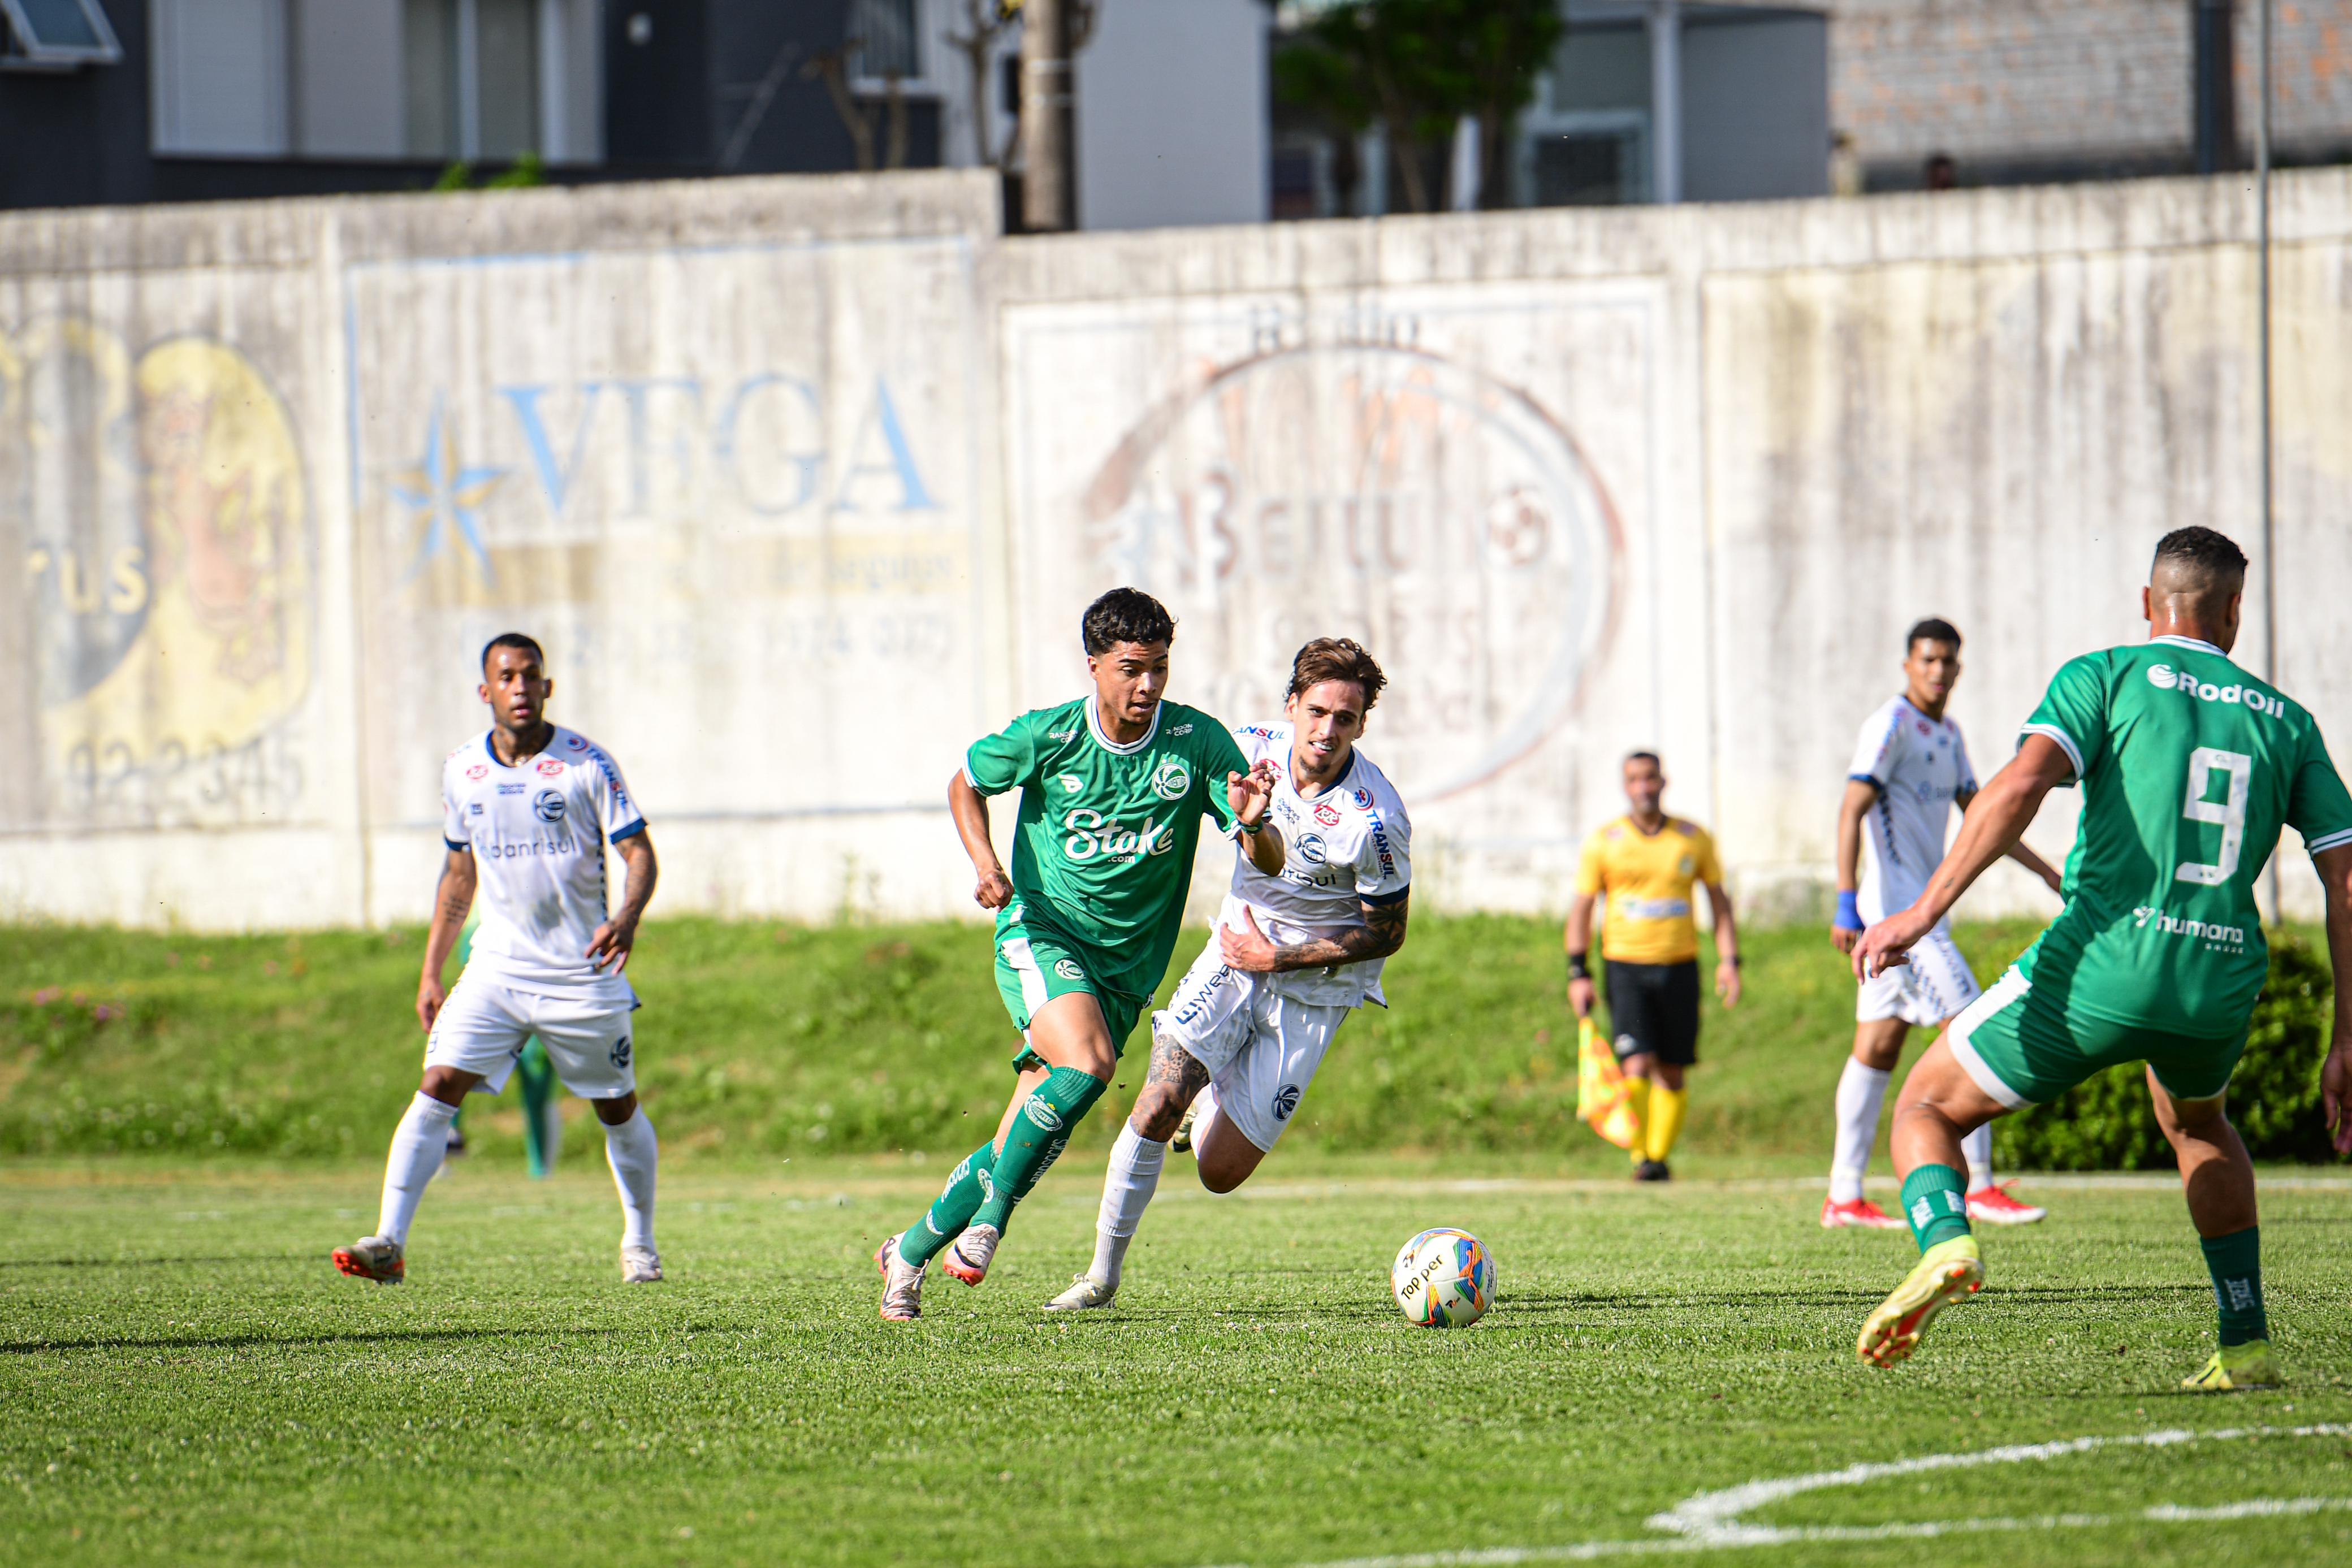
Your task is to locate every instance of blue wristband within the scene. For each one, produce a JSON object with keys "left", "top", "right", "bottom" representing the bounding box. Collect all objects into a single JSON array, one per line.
[{"left": 1834, "top": 890, "right": 1862, "bottom": 931}]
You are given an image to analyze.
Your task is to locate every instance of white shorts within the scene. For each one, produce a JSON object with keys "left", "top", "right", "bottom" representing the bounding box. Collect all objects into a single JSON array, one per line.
[
  {"left": 1153, "top": 944, "right": 1350, "bottom": 1154},
  {"left": 1856, "top": 925, "right": 1981, "bottom": 1028},
  {"left": 425, "top": 971, "right": 640, "bottom": 1101}
]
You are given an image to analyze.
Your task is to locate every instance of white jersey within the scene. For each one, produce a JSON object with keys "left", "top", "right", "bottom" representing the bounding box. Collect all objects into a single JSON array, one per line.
[
  {"left": 440, "top": 726, "right": 647, "bottom": 1000},
  {"left": 1222, "top": 723, "right": 1412, "bottom": 1007},
  {"left": 1847, "top": 695, "right": 1978, "bottom": 924}
]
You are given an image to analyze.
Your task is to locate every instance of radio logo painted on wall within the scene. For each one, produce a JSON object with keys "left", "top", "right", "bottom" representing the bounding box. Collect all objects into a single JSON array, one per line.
[
  {"left": 1081, "top": 344, "right": 1620, "bottom": 800},
  {"left": 3, "top": 322, "right": 311, "bottom": 827}
]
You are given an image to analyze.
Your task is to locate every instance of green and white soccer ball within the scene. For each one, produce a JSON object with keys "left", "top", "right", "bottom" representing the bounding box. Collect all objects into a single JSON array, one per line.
[{"left": 1390, "top": 1227, "right": 1495, "bottom": 1328}]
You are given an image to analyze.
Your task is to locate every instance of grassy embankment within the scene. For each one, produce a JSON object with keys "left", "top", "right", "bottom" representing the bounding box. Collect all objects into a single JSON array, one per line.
[{"left": 0, "top": 915, "right": 2130, "bottom": 1170}]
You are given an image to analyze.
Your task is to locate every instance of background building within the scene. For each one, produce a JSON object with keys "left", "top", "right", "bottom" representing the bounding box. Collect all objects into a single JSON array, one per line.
[
  {"left": 0, "top": 0, "right": 1266, "bottom": 228},
  {"left": 1831, "top": 0, "right": 2352, "bottom": 190}
]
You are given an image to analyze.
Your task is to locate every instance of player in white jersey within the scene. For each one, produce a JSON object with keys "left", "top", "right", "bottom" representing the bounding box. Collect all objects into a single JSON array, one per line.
[
  {"left": 1044, "top": 639, "right": 1411, "bottom": 1313},
  {"left": 1822, "top": 619, "right": 2062, "bottom": 1229},
  {"left": 333, "top": 633, "right": 663, "bottom": 1285}
]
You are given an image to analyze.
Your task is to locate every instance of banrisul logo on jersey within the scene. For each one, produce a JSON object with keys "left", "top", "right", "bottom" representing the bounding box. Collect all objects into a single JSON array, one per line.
[
  {"left": 2147, "top": 664, "right": 2289, "bottom": 717},
  {"left": 1150, "top": 757, "right": 1191, "bottom": 800},
  {"left": 1062, "top": 809, "right": 1173, "bottom": 863}
]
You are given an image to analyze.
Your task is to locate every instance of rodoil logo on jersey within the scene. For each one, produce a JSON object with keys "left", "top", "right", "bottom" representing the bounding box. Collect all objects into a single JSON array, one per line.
[
  {"left": 1062, "top": 809, "right": 1173, "bottom": 863},
  {"left": 2147, "top": 665, "right": 2288, "bottom": 717},
  {"left": 2132, "top": 906, "right": 2247, "bottom": 950}
]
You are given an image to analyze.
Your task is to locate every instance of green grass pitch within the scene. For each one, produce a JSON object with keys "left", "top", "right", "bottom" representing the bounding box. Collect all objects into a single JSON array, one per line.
[{"left": 5, "top": 1158, "right": 2351, "bottom": 1566}]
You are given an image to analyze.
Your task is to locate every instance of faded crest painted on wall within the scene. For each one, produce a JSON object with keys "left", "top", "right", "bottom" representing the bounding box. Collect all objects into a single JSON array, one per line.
[
  {"left": 2, "top": 321, "right": 311, "bottom": 829},
  {"left": 1080, "top": 338, "right": 1623, "bottom": 802}
]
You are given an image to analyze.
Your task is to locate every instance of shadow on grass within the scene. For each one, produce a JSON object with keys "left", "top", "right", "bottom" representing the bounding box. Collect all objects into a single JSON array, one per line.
[{"left": 3, "top": 1326, "right": 624, "bottom": 1356}]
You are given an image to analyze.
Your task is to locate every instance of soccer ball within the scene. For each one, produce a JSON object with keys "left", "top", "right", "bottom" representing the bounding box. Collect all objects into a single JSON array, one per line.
[{"left": 1390, "top": 1227, "right": 1494, "bottom": 1328}]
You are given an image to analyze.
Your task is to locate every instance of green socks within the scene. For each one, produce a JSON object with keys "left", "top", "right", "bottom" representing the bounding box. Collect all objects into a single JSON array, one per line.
[
  {"left": 1901, "top": 1164, "right": 1972, "bottom": 1253},
  {"left": 2199, "top": 1225, "right": 2268, "bottom": 1346},
  {"left": 898, "top": 1141, "right": 996, "bottom": 1267},
  {"left": 970, "top": 1067, "right": 1107, "bottom": 1234}
]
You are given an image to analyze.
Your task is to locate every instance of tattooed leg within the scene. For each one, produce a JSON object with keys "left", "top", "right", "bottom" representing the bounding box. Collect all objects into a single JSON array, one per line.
[{"left": 1130, "top": 1032, "right": 1211, "bottom": 1141}]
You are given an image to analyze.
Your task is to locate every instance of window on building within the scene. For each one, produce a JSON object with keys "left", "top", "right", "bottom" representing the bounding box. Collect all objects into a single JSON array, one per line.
[
  {"left": 851, "top": 0, "right": 922, "bottom": 85},
  {"left": 1529, "top": 129, "right": 1645, "bottom": 206},
  {"left": 404, "top": 0, "right": 548, "bottom": 161},
  {"left": 151, "top": 0, "right": 289, "bottom": 155},
  {"left": 0, "top": 0, "right": 122, "bottom": 67},
  {"left": 151, "top": 0, "right": 600, "bottom": 164}
]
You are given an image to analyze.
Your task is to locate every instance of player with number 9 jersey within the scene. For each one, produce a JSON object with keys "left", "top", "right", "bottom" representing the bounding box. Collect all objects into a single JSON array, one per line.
[{"left": 1996, "top": 637, "right": 2352, "bottom": 1078}]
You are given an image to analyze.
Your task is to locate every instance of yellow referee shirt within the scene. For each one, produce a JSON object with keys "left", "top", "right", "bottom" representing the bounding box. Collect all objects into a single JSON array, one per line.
[{"left": 1576, "top": 816, "right": 1724, "bottom": 965}]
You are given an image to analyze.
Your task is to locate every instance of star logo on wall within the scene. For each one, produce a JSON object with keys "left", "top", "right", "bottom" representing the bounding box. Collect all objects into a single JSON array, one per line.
[{"left": 392, "top": 397, "right": 506, "bottom": 584}]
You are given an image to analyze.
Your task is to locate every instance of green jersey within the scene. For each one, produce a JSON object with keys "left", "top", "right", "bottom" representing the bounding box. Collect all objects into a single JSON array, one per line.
[
  {"left": 2016, "top": 635, "right": 2352, "bottom": 1035},
  {"left": 965, "top": 696, "right": 1251, "bottom": 999}
]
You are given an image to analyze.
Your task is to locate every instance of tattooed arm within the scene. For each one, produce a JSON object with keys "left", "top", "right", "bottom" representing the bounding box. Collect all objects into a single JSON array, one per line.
[
  {"left": 1218, "top": 894, "right": 1411, "bottom": 974},
  {"left": 416, "top": 846, "right": 479, "bottom": 1032}
]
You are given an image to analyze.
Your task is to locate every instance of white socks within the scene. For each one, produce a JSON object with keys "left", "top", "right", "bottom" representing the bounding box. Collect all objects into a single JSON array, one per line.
[
  {"left": 1829, "top": 1060, "right": 1889, "bottom": 1204},
  {"left": 1088, "top": 1120, "right": 1168, "bottom": 1289},
  {"left": 377, "top": 1092, "right": 460, "bottom": 1245},
  {"left": 1831, "top": 1056, "right": 1998, "bottom": 1203},
  {"left": 1961, "top": 1122, "right": 1994, "bottom": 1192},
  {"left": 603, "top": 1108, "right": 659, "bottom": 1250}
]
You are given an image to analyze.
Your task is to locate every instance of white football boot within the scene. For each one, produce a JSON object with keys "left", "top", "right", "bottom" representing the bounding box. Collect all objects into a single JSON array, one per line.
[
  {"left": 941, "top": 1223, "right": 1001, "bottom": 1287},
  {"left": 621, "top": 1244, "right": 663, "bottom": 1284},
  {"left": 331, "top": 1235, "right": 405, "bottom": 1284},
  {"left": 875, "top": 1234, "right": 926, "bottom": 1322},
  {"left": 1042, "top": 1273, "right": 1116, "bottom": 1314}
]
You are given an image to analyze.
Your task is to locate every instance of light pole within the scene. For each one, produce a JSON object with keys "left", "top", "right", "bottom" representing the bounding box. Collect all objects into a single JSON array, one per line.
[{"left": 1021, "top": 0, "right": 1077, "bottom": 231}]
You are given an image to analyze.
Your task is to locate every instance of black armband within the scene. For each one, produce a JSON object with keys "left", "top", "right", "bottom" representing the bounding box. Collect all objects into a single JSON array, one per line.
[{"left": 1567, "top": 951, "right": 1592, "bottom": 982}]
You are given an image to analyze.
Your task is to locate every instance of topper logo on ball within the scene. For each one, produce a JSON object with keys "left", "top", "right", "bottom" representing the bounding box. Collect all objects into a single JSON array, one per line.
[{"left": 1081, "top": 343, "right": 1622, "bottom": 800}]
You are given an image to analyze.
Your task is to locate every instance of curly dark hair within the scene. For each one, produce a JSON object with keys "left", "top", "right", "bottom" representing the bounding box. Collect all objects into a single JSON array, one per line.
[
  {"left": 481, "top": 631, "right": 546, "bottom": 672},
  {"left": 1286, "top": 637, "right": 1387, "bottom": 710},
  {"left": 1905, "top": 617, "right": 1962, "bottom": 654},
  {"left": 2152, "top": 527, "right": 2248, "bottom": 589},
  {"left": 1082, "top": 588, "right": 1177, "bottom": 655}
]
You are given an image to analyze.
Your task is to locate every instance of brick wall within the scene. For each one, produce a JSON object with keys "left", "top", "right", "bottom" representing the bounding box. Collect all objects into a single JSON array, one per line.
[{"left": 1824, "top": 0, "right": 2352, "bottom": 185}]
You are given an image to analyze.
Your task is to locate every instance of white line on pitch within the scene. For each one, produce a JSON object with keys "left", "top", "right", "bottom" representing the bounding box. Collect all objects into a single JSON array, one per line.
[{"left": 1203, "top": 1424, "right": 2352, "bottom": 1568}]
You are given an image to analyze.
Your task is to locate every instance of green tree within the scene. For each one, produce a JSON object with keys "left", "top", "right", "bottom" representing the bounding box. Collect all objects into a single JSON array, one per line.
[{"left": 1274, "top": 0, "right": 1564, "bottom": 213}]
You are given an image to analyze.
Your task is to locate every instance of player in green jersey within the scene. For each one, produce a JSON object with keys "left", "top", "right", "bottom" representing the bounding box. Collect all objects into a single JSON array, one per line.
[
  {"left": 875, "top": 588, "right": 1283, "bottom": 1319},
  {"left": 1849, "top": 529, "right": 2352, "bottom": 1387}
]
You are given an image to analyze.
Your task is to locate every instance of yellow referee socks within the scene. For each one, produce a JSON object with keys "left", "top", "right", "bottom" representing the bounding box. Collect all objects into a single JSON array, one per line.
[
  {"left": 1645, "top": 1086, "right": 1688, "bottom": 1164},
  {"left": 1623, "top": 1077, "right": 1651, "bottom": 1167}
]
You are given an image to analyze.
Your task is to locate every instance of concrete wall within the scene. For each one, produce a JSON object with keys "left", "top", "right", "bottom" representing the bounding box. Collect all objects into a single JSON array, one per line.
[{"left": 6, "top": 166, "right": 2352, "bottom": 930}]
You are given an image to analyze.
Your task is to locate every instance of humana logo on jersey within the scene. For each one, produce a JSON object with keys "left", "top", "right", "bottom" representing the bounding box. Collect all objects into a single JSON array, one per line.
[
  {"left": 2147, "top": 664, "right": 2289, "bottom": 717},
  {"left": 1062, "top": 809, "right": 1175, "bottom": 863},
  {"left": 2132, "top": 906, "right": 2248, "bottom": 949}
]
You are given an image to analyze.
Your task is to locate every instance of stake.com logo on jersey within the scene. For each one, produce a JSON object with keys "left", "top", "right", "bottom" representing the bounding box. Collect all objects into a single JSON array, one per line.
[{"left": 1062, "top": 809, "right": 1175, "bottom": 863}]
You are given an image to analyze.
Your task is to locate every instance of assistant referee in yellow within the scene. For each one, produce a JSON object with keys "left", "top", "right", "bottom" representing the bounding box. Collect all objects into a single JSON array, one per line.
[{"left": 1565, "top": 750, "right": 1743, "bottom": 1180}]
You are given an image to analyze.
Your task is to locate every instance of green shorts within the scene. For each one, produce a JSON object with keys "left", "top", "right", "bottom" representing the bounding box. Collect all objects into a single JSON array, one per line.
[
  {"left": 993, "top": 925, "right": 1147, "bottom": 1074},
  {"left": 1948, "top": 965, "right": 2248, "bottom": 1106}
]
